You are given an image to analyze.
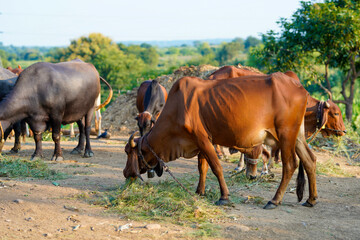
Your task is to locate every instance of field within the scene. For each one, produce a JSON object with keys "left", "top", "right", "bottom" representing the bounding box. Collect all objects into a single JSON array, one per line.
[{"left": 0, "top": 135, "right": 359, "bottom": 240}]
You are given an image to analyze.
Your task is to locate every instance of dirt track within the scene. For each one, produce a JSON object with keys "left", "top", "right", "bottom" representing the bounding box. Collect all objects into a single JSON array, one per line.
[{"left": 0, "top": 136, "right": 359, "bottom": 240}]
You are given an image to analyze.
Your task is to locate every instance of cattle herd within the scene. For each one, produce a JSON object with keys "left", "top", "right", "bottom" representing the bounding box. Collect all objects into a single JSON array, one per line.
[{"left": 0, "top": 60, "right": 346, "bottom": 210}]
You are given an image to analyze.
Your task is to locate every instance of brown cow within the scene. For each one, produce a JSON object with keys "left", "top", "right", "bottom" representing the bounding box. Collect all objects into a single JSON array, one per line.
[
  {"left": 124, "top": 73, "right": 317, "bottom": 209},
  {"left": 6, "top": 65, "right": 23, "bottom": 76},
  {"left": 136, "top": 80, "right": 168, "bottom": 136},
  {"left": 208, "top": 66, "right": 346, "bottom": 174}
]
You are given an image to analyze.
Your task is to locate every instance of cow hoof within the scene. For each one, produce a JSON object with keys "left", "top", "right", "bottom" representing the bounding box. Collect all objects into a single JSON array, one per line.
[
  {"left": 248, "top": 175, "right": 257, "bottom": 180},
  {"left": 83, "top": 150, "right": 94, "bottom": 158},
  {"left": 234, "top": 167, "right": 245, "bottom": 173},
  {"left": 215, "top": 199, "right": 232, "bottom": 206},
  {"left": 263, "top": 201, "right": 278, "bottom": 210},
  {"left": 51, "top": 155, "right": 64, "bottom": 161},
  {"left": 10, "top": 148, "right": 20, "bottom": 154},
  {"left": 30, "top": 155, "right": 43, "bottom": 161},
  {"left": 302, "top": 200, "right": 316, "bottom": 207},
  {"left": 70, "top": 148, "right": 82, "bottom": 155}
]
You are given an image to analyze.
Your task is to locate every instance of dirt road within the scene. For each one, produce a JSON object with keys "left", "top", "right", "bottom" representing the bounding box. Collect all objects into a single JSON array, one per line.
[{"left": 0, "top": 136, "right": 359, "bottom": 239}]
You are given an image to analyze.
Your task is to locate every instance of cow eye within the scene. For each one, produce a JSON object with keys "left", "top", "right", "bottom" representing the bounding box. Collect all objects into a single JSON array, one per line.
[{"left": 334, "top": 113, "right": 339, "bottom": 116}]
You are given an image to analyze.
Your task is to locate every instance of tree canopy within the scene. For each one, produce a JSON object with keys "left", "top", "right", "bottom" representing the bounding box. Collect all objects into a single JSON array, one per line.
[{"left": 251, "top": 0, "right": 360, "bottom": 122}]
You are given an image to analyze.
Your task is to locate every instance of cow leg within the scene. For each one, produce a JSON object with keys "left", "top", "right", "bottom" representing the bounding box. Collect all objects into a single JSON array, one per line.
[
  {"left": 198, "top": 139, "right": 230, "bottom": 205},
  {"left": 235, "top": 153, "right": 245, "bottom": 172},
  {"left": 51, "top": 120, "right": 63, "bottom": 161},
  {"left": 10, "top": 122, "right": 21, "bottom": 153},
  {"left": 95, "top": 109, "right": 102, "bottom": 137},
  {"left": 70, "top": 120, "right": 85, "bottom": 155},
  {"left": 264, "top": 139, "right": 297, "bottom": 209},
  {"left": 214, "top": 144, "right": 223, "bottom": 159},
  {"left": 295, "top": 137, "right": 318, "bottom": 207},
  {"left": 260, "top": 147, "right": 271, "bottom": 175},
  {"left": 196, "top": 153, "right": 209, "bottom": 196},
  {"left": 84, "top": 110, "right": 94, "bottom": 158},
  {"left": 69, "top": 123, "right": 75, "bottom": 138}
]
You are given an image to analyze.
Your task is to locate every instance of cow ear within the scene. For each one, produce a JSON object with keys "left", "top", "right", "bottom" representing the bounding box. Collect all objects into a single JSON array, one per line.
[{"left": 154, "top": 162, "right": 163, "bottom": 177}]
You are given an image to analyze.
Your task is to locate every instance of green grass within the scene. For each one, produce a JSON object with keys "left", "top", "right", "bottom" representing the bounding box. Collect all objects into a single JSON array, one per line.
[
  {"left": 75, "top": 170, "right": 277, "bottom": 237},
  {"left": 316, "top": 159, "right": 352, "bottom": 177},
  {"left": 0, "top": 155, "right": 68, "bottom": 180},
  {"left": 81, "top": 177, "right": 225, "bottom": 237}
]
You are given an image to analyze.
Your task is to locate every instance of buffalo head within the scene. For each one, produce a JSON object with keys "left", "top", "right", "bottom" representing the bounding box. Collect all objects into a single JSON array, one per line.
[
  {"left": 321, "top": 100, "right": 346, "bottom": 137},
  {"left": 123, "top": 132, "right": 163, "bottom": 180},
  {"left": 135, "top": 111, "right": 155, "bottom": 136}
]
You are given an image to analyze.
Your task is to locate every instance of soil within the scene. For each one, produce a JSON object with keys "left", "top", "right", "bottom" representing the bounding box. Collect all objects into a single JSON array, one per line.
[{"left": 0, "top": 136, "right": 359, "bottom": 240}]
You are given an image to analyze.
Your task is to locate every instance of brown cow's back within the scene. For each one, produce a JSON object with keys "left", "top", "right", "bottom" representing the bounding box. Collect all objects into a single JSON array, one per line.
[
  {"left": 149, "top": 73, "right": 307, "bottom": 161},
  {"left": 207, "top": 65, "right": 264, "bottom": 80}
]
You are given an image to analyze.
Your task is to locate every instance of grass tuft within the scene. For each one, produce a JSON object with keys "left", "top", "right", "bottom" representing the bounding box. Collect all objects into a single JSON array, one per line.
[
  {"left": 316, "top": 159, "right": 352, "bottom": 177},
  {"left": 0, "top": 155, "right": 68, "bottom": 180}
]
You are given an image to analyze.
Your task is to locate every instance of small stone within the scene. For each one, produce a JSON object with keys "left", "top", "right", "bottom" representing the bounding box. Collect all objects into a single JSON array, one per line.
[
  {"left": 13, "top": 199, "right": 24, "bottom": 204},
  {"left": 72, "top": 225, "right": 81, "bottom": 231},
  {"left": 25, "top": 217, "right": 34, "bottom": 221},
  {"left": 145, "top": 224, "right": 161, "bottom": 230},
  {"left": 43, "top": 233, "right": 52, "bottom": 237},
  {"left": 238, "top": 224, "right": 250, "bottom": 232},
  {"left": 335, "top": 163, "right": 340, "bottom": 166}
]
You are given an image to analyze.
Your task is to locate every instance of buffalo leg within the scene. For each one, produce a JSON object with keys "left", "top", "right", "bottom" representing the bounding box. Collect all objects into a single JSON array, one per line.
[
  {"left": 10, "top": 122, "right": 21, "bottom": 153},
  {"left": 31, "top": 132, "right": 44, "bottom": 160},
  {"left": 83, "top": 110, "right": 94, "bottom": 158},
  {"left": 70, "top": 120, "right": 85, "bottom": 155},
  {"left": 197, "top": 139, "right": 230, "bottom": 205},
  {"left": 51, "top": 120, "right": 63, "bottom": 161},
  {"left": 196, "top": 153, "right": 209, "bottom": 196}
]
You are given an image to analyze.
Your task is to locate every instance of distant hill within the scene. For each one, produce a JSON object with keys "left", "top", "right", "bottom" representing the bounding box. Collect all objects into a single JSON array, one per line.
[{"left": 119, "top": 38, "right": 233, "bottom": 48}]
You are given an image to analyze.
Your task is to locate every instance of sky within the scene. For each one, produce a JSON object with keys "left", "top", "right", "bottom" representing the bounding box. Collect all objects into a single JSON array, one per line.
[{"left": 0, "top": 0, "right": 305, "bottom": 47}]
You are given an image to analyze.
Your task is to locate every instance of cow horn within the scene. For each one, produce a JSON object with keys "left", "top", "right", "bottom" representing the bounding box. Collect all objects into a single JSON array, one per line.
[
  {"left": 324, "top": 101, "right": 330, "bottom": 108},
  {"left": 323, "top": 88, "right": 332, "bottom": 101},
  {"left": 128, "top": 131, "right": 140, "bottom": 148}
]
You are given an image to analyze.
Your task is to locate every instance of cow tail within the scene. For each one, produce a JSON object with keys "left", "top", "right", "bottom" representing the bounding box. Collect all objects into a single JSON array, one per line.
[
  {"left": 96, "top": 76, "right": 113, "bottom": 111},
  {"left": 296, "top": 160, "right": 305, "bottom": 202}
]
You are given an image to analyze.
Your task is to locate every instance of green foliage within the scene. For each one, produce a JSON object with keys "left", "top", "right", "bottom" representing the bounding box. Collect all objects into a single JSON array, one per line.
[
  {"left": 216, "top": 39, "right": 244, "bottom": 65},
  {"left": 244, "top": 36, "right": 262, "bottom": 51},
  {"left": 252, "top": 0, "right": 360, "bottom": 127},
  {"left": 0, "top": 155, "right": 67, "bottom": 180}
]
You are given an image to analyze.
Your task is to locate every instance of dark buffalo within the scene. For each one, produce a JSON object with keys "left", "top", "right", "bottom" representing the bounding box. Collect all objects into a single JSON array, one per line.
[
  {"left": 0, "top": 60, "right": 113, "bottom": 160},
  {"left": 136, "top": 80, "right": 168, "bottom": 136},
  {"left": 0, "top": 67, "right": 26, "bottom": 153}
]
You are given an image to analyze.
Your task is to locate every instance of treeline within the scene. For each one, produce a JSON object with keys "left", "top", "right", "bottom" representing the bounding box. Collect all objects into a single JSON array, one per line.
[
  {"left": 0, "top": 0, "right": 359, "bottom": 130},
  {"left": 0, "top": 34, "right": 262, "bottom": 91}
]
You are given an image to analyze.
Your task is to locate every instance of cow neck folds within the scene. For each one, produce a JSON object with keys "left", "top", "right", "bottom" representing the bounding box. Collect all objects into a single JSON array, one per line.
[{"left": 138, "top": 134, "right": 164, "bottom": 170}]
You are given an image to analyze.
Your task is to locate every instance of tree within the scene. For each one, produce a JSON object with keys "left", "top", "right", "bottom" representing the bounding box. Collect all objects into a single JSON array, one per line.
[
  {"left": 244, "top": 36, "right": 262, "bottom": 51},
  {"left": 252, "top": 0, "right": 360, "bottom": 122},
  {"left": 64, "top": 33, "right": 118, "bottom": 62},
  {"left": 216, "top": 40, "right": 244, "bottom": 65}
]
